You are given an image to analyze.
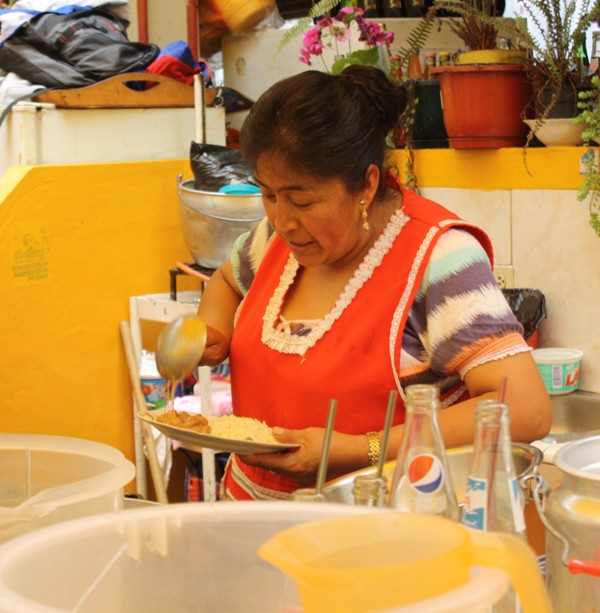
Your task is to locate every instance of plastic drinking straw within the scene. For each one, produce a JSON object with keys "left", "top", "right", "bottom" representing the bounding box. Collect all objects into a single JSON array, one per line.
[
  {"left": 498, "top": 376, "right": 507, "bottom": 404},
  {"left": 486, "top": 375, "right": 508, "bottom": 522},
  {"left": 315, "top": 399, "right": 338, "bottom": 496},
  {"left": 377, "top": 390, "right": 397, "bottom": 479}
]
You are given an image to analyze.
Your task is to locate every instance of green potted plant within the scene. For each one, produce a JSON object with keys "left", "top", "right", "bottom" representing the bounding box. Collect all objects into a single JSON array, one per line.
[
  {"left": 385, "top": 7, "right": 445, "bottom": 189},
  {"left": 276, "top": 1, "right": 440, "bottom": 189},
  {"left": 517, "top": 0, "right": 600, "bottom": 146},
  {"left": 277, "top": 0, "right": 393, "bottom": 73},
  {"left": 429, "top": 0, "right": 532, "bottom": 148},
  {"left": 434, "top": 0, "right": 526, "bottom": 63},
  {"left": 574, "top": 76, "right": 600, "bottom": 236}
]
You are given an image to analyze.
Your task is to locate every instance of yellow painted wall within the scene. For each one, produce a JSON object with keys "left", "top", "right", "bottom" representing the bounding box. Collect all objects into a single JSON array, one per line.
[
  {"left": 0, "top": 160, "right": 199, "bottom": 492},
  {"left": 0, "top": 147, "right": 589, "bottom": 496},
  {"left": 391, "top": 146, "right": 587, "bottom": 191}
]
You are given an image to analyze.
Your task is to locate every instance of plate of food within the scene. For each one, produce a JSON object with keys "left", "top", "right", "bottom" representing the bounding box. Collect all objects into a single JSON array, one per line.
[{"left": 137, "top": 409, "right": 300, "bottom": 455}]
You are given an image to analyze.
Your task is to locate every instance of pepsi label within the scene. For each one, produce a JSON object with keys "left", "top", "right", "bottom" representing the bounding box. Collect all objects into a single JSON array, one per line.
[
  {"left": 407, "top": 453, "right": 444, "bottom": 494},
  {"left": 461, "top": 477, "right": 487, "bottom": 530}
]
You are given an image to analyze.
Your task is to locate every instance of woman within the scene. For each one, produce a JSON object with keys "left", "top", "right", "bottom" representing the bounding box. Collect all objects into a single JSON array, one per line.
[{"left": 197, "top": 65, "right": 552, "bottom": 500}]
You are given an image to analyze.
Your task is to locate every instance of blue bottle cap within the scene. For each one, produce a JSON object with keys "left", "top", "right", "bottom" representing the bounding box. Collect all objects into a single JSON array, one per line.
[{"left": 218, "top": 184, "right": 261, "bottom": 195}]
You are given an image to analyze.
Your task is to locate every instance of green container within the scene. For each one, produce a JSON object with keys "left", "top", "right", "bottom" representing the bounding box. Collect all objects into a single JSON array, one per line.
[{"left": 532, "top": 348, "right": 583, "bottom": 395}]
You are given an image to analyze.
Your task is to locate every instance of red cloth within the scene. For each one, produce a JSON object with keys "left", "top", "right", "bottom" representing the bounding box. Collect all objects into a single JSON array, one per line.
[
  {"left": 145, "top": 55, "right": 201, "bottom": 86},
  {"left": 224, "top": 185, "right": 492, "bottom": 500}
]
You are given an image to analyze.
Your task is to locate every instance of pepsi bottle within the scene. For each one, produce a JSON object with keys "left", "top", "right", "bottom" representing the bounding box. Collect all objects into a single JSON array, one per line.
[
  {"left": 461, "top": 400, "right": 526, "bottom": 537},
  {"left": 461, "top": 399, "right": 526, "bottom": 612},
  {"left": 387, "top": 384, "right": 459, "bottom": 519}
]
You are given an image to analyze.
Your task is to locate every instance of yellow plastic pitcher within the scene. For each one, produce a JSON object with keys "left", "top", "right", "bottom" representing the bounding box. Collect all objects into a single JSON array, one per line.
[{"left": 257, "top": 513, "right": 552, "bottom": 613}]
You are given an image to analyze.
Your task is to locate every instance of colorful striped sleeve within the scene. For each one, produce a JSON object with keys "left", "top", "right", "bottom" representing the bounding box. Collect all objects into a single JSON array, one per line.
[
  {"left": 230, "top": 217, "right": 274, "bottom": 296},
  {"left": 406, "top": 228, "right": 529, "bottom": 379}
]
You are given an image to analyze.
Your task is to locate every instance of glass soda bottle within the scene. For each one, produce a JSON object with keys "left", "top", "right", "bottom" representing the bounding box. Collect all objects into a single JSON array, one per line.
[
  {"left": 383, "top": 0, "right": 404, "bottom": 17},
  {"left": 387, "top": 384, "right": 459, "bottom": 520},
  {"left": 460, "top": 400, "right": 526, "bottom": 539},
  {"left": 352, "top": 473, "right": 388, "bottom": 507},
  {"left": 461, "top": 400, "right": 527, "bottom": 612}
]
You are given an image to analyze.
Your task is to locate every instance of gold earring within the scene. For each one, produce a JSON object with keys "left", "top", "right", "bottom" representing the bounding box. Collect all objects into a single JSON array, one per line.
[{"left": 360, "top": 199, "right": 369, "bottom": 232}]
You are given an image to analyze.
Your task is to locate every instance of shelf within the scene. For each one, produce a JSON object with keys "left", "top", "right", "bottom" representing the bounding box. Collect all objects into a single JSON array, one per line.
[{"left": 391, "top": 147, "right": 590, "bottom": 191}]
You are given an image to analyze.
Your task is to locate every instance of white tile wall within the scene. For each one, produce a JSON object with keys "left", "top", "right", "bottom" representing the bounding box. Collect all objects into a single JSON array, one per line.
[{"left": 420, "top": 186, "right": 600, "bottom": 393}]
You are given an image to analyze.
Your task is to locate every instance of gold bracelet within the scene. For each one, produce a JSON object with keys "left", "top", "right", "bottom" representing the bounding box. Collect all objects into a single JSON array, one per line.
[{"left": 366, "top": 431, "right": 380, "bottom": 467}]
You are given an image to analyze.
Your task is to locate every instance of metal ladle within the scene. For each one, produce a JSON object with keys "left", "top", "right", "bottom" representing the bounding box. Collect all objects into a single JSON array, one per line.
[{"left": 155, "top": 314, "right": 207, "bottom": 382}]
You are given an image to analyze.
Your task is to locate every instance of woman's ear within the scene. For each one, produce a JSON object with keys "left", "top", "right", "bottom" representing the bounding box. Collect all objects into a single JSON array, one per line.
[{"left": 363, "top": 164, "right": 380, "bottom": 208}]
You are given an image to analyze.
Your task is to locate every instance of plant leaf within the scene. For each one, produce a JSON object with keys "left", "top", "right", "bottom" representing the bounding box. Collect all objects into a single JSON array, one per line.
[{"left": 331, "top": 48, "right": 380, "bottom": 75}]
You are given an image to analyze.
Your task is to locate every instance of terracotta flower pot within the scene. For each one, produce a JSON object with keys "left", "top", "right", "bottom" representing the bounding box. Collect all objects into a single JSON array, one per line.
[{"left": 431, "top": 64, "right": 533, "bottom": 149}]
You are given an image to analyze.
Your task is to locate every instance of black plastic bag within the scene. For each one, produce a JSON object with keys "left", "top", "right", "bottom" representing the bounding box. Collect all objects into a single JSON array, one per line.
[
  {"left": 502, "top": 288, "right": 547, "bottom": 340},
  {"left": 190, "top": 142, "right": 256, "bottom": 191}
]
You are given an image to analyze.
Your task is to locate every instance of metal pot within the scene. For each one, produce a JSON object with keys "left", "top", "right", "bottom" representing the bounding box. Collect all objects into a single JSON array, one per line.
[
  {"left": 534, "top": 434, "right": 600, "bottom": 612},
  {"left": 177, "top": 177, "right": 265, "bottom": 269},
  {"left": 323, "top": 442, "right": 542, "bottom": 507}
]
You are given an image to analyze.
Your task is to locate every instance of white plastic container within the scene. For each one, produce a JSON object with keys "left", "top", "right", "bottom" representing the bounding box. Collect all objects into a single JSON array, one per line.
[
  {"left": 532, "top": 348, "right": 584, "bottom": 395},
  {"left": 0, "top": 502, "right": 522, "bottom": 613},
  {"left": 0, "top": 502, "right": 381, "bottom": 613},
  {"left": 0, "top": 434, "right": 135, "bottom": 543}
]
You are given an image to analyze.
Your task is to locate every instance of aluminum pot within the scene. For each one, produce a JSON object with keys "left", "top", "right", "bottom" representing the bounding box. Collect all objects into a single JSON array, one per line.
[
  {"left": 534, "top": 434, "right": 600, "bottom": 613},
  {"left": 323, "top": 442, "right": 542, "bottom": 507},
  {"left": 177, "top": 177, "right": 265, "bottom": 269}
]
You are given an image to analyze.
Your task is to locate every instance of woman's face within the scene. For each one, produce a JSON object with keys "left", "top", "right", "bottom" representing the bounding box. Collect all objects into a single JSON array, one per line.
[{"left": 254, "top": 155, "right": 375, "bottom": 268}]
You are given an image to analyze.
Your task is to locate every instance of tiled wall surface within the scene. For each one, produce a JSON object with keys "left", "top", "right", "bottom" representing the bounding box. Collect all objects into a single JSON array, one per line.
[{"left": 422, "top": 186, "right": 600, "bottom": 393}]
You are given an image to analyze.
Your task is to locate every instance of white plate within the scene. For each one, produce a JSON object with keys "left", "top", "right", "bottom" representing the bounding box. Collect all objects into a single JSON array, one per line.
[{"left": 137, "top": 410, "right": 299, "bottom": 455}]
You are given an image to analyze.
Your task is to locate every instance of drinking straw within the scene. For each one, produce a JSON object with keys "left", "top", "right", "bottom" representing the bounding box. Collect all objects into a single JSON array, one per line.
[
  {"left": 498, "top": 376, "right": 507, "bottom": 403},
  {"left": 486, "top": 375, "right": 508, "bottom": 522},
  {"left": 377, "top": 390, "right": 397, "bottom": 479},
  {"left": 315, "top": 399, "right": 338, "bottom": 496}
]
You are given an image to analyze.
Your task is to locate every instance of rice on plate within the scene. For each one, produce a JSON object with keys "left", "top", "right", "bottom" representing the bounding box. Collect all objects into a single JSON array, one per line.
[{"left": 206, "top": 415, "right": 277, "bottom": 444}]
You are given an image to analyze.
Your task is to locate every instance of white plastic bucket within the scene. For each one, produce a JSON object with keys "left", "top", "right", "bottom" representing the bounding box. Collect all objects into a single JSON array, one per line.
[
  {"left": 0, "top": 434, "right": 135, "bottom": 543},
  {"left": 0, "top": 502, "right": 381, "bottom": 613},
  {"left": 532, "top": 348, "right": 583, "bottom": 395}
]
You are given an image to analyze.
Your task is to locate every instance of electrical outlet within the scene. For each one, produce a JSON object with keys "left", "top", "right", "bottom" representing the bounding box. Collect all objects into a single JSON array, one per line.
[{"left": 494, "top": 265, "right": 515, "bottom": 289}]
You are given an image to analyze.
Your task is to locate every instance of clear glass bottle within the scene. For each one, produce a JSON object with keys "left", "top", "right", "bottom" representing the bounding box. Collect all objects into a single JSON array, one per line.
[
  {"left": 388, "top": 384, "right": 459, "bottom": 520},
  {"left": 358, "top": 0, "right": 380, "bottom": 17},
  {"left": 460, "top": 400, "right": 526, "bottom": 539},
  {"left": 352, "top": 473, "right": 388, "bottom": 507},
  {"left": 383, "top": 0, "right": 404, "bottom": 17},
  {"left": 461, "top": 400, "right": 527, "bottom": 612},
  {"left": 292, "top": 488, "right": 325, "bottom": 503}
]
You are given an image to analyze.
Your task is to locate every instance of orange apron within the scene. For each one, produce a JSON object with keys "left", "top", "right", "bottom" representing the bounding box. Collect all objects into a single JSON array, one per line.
[{"left": 224, "top": 187, "right": 492, "bottom": 500}]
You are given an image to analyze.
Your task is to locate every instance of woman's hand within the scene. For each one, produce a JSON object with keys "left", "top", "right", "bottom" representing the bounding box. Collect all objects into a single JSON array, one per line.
[
  {"left": 200, "top": 325, "right": 230, "bottom": 366},
  {"left": 241, "top": 427, "right": 374, "bottom": 487}
]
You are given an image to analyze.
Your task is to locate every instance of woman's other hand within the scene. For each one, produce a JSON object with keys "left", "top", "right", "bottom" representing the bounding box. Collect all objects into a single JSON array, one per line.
[{"left": 241, "top": 427, "right": 372, "bottom": 487}]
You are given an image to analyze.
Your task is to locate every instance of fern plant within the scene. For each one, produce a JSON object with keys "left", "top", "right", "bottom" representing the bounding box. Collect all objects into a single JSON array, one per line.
[
  {"left": 432, "top": 0, "right": 501, "bottom": 51},
  {"left": 517, "top": 0, "right": 600, "bottom": 136},
  {"left": 574, "top": 76, "right": 600, "bottom": 237},
  {"left": 277, "top": 0, "right": 341, "bottom": 54},
  {"left": 391, "top": 7, "right": 439, "bottom": 191}
]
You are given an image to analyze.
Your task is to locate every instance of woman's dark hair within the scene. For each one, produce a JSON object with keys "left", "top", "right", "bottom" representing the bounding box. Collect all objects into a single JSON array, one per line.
[{"left": 240, "top": 65, "right": 407, "bottom": 195}]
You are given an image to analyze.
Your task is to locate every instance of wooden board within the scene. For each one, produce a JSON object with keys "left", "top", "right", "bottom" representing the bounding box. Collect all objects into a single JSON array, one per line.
[{"left": 34, "top": 73, "right": 217, "bottom": 109}]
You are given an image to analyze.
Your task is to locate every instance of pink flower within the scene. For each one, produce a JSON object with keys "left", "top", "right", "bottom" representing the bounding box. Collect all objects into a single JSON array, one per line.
[
  {"left": 302, "top": 26, "right": 321, "bottom": 47},
  {"left": 330, "top": 22, "right": 351, "bottom": 43},
  {"left": 357, "top": 19, "right": 394, "bottom": 47},
  {"left": 337, "top": 6, "right": 364, "bottom": 20},
  {"left": 299, "top": 48, "right": 313, "bottom": 65},
  {"left": 297, "top": 9, "right": 393, "bottom": 72}
]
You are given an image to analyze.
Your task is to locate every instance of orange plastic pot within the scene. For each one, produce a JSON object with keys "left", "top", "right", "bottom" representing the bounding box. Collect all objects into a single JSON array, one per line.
[{"left": 431, "top": 64, "right": 532, "bottom": 149}]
